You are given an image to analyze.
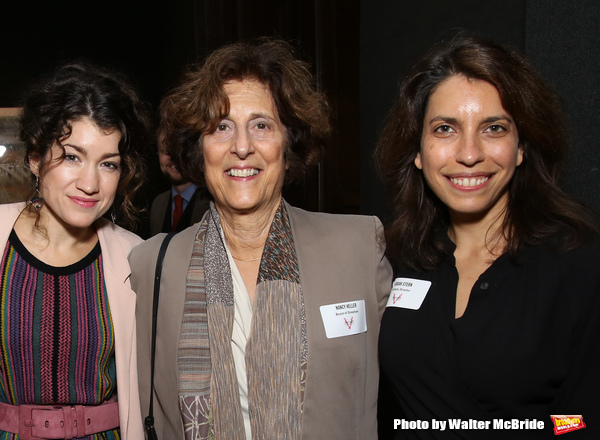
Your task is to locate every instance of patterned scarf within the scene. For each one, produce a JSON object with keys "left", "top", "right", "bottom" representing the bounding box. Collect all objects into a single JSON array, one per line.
[{"left": 178, "top": 201, "right": 307, "bottom": 440}]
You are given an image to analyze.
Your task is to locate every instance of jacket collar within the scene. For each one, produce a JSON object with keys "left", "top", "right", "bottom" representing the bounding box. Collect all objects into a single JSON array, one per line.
[{"left": 95, "top": 218, "right": 132, "bottom": 284}]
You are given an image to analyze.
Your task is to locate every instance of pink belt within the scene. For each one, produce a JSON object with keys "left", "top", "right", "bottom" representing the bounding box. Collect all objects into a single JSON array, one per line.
[{"left": 0, "top": 400, "right": 119, "bottom": 440}]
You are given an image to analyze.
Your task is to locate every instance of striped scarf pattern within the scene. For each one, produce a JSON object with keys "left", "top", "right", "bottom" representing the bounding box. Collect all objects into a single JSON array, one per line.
[{"left": 178, "top": 201, "right": 306, "bottom": 440}]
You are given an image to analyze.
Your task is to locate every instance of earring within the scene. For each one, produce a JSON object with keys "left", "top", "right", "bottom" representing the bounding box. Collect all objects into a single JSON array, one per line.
[
  {"left": 111, "top": 208, "right": 117, "bottom": 224},
  {"left": 30, "top": 176, "right": 44, "bottom": 211}
]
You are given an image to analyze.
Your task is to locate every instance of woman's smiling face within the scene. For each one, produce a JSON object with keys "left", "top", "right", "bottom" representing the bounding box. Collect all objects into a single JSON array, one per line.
[
  {"left": 202, "top": 79, "right": 287, "bottom": 217},
  {"left": 30, "top": 117, "right": 122, "bottom": 231},
  {"left": 416, "top": 75, "right": 523, "bottom": 222}
]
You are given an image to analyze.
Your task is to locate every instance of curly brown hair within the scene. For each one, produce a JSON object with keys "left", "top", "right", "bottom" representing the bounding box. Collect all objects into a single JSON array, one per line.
[
  {"left": 159, "top": 38, "right": 331, "bottom": 187},
  {"left": 375, "top": 34, "right": 597, "bottom": 271},
  {"left": 19, "top": 62, "right": 152, "bottom": 229}
]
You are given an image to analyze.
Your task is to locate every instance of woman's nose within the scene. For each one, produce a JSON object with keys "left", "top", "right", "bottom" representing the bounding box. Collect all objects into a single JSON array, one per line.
[
  {"left": 455, "top": 134, "right": 485, "bottom": 166},
  {"left": 231, "top": 129, "right": 255, "bottom": 159},
  {"left": 76, "top": 165, "right": 100, "bottom": 194}
]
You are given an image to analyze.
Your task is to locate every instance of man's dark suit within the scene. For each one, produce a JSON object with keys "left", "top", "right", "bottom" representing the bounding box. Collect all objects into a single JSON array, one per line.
[{"left": 149, "top": 188, "right": 209, "bottom": 235}]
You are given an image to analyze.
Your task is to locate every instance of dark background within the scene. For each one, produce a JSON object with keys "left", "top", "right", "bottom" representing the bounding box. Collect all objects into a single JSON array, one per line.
[
  {"left": 1, "top": 0, "right": 599, "bottom": 237},
  {"left": 2, "top": 1, "right": 598, "bottom": 436}
]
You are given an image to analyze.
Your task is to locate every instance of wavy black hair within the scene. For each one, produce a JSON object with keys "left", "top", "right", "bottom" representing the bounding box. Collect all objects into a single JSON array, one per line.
[{"left": 19, "top": 62, "right": 152, "bottom": 228}]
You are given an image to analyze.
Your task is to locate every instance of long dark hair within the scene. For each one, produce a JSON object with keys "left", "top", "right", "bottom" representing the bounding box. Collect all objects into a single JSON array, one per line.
[
  {"left": 19, "top": 62, "right": 152, "bottom": 228},
  {"left": 375, "top": 34, "right": 597, "bottom": 271}
]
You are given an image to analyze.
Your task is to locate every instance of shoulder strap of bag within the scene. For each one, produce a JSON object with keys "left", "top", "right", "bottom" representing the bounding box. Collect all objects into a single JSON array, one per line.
[{"left": 145, "top": 232, "right": 176, "bottom": 436}]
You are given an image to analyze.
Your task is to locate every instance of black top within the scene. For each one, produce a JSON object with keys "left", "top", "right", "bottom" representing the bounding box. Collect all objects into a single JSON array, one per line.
[{"left": 379, "top": 237, "right": 600, "bottom": 439}]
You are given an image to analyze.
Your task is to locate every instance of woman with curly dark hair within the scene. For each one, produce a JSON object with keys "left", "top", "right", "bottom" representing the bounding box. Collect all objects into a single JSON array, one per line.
[
  {"left": 0, "top": 63, "right": 151, "bottom": 439},
  {"left": 376, "top": 35, "right": 600, "bottom": 438},
  {"left": 130, "top": 38, "right": 392, "bottom": 440}
]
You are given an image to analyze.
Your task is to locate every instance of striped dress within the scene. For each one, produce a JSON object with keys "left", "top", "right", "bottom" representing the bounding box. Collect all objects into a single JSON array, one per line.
[{"left": 0, "top": 230, "right": 119, "bottom": 440}]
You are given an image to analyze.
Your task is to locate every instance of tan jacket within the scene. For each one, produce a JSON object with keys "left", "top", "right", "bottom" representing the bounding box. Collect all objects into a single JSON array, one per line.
[
  {"left": 0, "top": 203, "right": 145, "bottom": 440},
  {"left": 130, "top": 202, "right": 392, "bottom": 439}
]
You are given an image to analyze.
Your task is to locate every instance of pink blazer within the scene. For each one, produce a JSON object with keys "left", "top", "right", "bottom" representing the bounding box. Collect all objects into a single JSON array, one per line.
[{"left": 0, "top": 203, "right": 145, "bottom": 440}]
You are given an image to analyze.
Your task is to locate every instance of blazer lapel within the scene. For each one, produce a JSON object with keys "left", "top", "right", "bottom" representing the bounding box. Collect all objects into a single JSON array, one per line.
[{"left": 96, "top": 220, "right": 136, "bottom": 420}]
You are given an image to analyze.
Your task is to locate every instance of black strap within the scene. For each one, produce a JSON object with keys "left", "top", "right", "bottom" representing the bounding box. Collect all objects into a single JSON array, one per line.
[{"left": 145, "top": 232, "right": 176, "bottom": 434}]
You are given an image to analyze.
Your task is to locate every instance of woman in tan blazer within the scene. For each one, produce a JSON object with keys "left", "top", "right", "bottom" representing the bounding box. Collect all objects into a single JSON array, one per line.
[
  {"left": 130, "top": 38, "right": 392, "bottom": 440},
  {"left": 0, "top": 63, "right": 150, "bottom": 439}
]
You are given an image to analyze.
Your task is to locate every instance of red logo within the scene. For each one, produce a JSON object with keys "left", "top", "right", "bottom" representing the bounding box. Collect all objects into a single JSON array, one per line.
[
  {"left": 344, "top": 317, "right": 354, "bottom": 329},
  {"left": 551, "top": 415, "right": 585, "bottom": 435},
  {"left": 392, "top": 293, "right": 403, "bottom": 304}
]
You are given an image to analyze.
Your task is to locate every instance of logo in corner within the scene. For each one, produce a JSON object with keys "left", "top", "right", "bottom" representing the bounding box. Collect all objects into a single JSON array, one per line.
[{"left": 551, "top": 415, "right": 585, "bottom": 435}]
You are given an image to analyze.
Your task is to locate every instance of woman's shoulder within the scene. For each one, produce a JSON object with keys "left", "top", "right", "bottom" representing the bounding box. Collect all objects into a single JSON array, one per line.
[
  {"left": 0, "top": 203, "right": 25, "bottom": 241},
  {"left": 554, "top": 237, "right": 600, "bottom": 270},
  {"left": 129, "top": 223, "right": 201, "bottom": 266},
  {"left": 0, "top": 202, "right": 26, "bottom": 218},
  {"left": 286, "top": 204, "right": 386, "bottom": 261},
  {"left": 528, "top": 233, "right": 600, "bottom": 261},
  {"left": 286, "top": 203, "right": 381, "bottom": 233},
  {"left": 517, "top": 237, "right": 600, "bottom": 294},
  {"left": 129, "top": 232, "right": 167, "bottom": 261},
  {"left": 95, "top": 217, "right": 143, "bottom": 251}
]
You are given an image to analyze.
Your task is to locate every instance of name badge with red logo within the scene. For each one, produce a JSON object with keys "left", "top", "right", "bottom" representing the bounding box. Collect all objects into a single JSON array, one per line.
[
  {"left": 386, "top": 277, "right": 431, "bottom": 310},
  {"left": 550, "top": 415, "right": 586, "bottom": 435},
  {"left": 320, "top": 300, "right": 367, "bottom": 338}
]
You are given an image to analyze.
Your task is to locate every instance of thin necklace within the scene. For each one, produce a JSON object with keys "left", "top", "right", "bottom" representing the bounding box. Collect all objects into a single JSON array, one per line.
[{"left": 232, "top": 255, "right": 261, "bottom": 262}]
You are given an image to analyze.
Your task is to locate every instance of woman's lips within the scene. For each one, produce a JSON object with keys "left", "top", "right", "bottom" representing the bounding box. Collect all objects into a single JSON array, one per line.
[
  {"left": 226, "top": 168, "right": 260, "bottom": 178},
  {"left": 449, "top": 176, "right": 490, "bottom": 187},
  {"left": 70, "top": 196, "right": 99, "bottom": 208}
]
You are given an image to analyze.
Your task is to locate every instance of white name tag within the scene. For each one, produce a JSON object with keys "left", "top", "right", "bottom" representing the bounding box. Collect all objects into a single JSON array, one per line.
[
  {"left": 320, "top": 300, "right": 367, "bottom": 339},
  {"left": 386, "top": 277, "right": 431, "bottom": 310}
]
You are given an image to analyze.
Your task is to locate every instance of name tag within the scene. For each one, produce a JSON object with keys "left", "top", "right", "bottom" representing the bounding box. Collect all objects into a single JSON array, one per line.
[
  {"left": 386, "top": 277, "right": 431, "bottom": 310},
  {"left": 320, "top": 300, "right": 367, "bottom": 339}
]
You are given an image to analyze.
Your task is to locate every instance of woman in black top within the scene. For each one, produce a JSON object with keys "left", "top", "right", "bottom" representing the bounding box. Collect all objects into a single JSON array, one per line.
[{"left": 375, "top": 35, "right": 600, "bottom": 439}]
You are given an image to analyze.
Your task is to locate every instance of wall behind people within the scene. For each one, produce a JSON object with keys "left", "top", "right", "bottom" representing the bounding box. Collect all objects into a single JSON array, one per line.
[
  {"left": 0, "top": 0, "right": 197, "bottom": 237},
  {"left": 0, "top": 1, "right": 196, "bottom": 108},
  {"left": 1, "top": 0, "right": 362, "bottom": 227},
  {"left": 193, "top": 0, "right": 361, "bottom": 214},
  {"left": 4, "top": 1, "right": 598, "bottom": 222},
  {"left": 361, "top": 0, "right": 600, "bottom": 219},
  {"left": 525, "top": 0, "right": 600, "bottom": 214}
]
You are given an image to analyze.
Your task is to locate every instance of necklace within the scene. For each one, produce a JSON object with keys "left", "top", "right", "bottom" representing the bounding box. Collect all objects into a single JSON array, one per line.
[{"left": 232, "top": 255, "right": 261, "bottom": 262}]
